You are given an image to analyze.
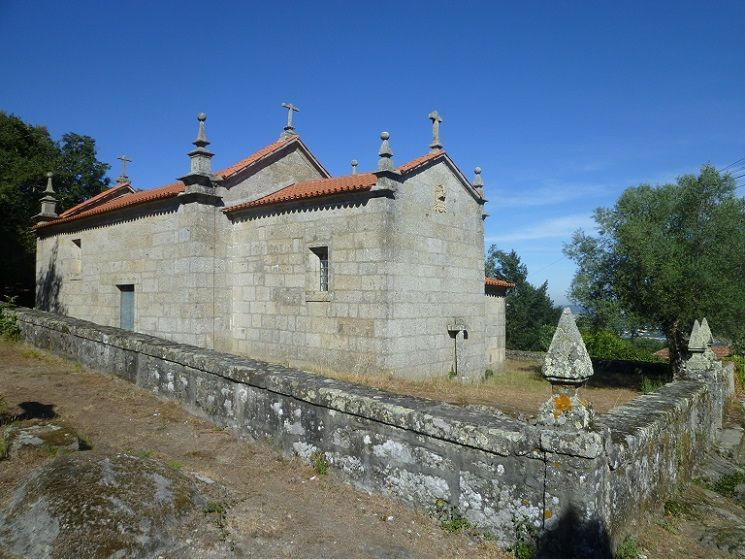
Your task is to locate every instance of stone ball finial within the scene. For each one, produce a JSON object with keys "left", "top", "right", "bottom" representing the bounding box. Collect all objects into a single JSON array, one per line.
[
  {"left": 46, "top": 171, "right": 54, "bottom": 178},
  {"left": 380, "top": 131, "right": 390, "bottom": 140},
  {"left": 351, "top": 159, "right": 358, "bottom": 166},
  {"left": 197, "top": 112, "right": 207, "bottom": 122},
  {"left": 474, "top": 167, "right": 481, "bottom": 175}
]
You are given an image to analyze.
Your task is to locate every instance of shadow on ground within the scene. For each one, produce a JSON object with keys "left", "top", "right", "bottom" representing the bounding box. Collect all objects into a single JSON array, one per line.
[{"left": 12, "top": 401, "right": 58, "bottom": 421}]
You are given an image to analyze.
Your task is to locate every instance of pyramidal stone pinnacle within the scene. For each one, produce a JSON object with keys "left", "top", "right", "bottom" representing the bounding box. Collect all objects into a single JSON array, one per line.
[
  {"left": 700, "top": 318, "right": 713, "bottom": 346},
  {"left": 688, "top": 319, "right": 706, "bottom": 352},
  {"left": 542, "top": 308, "right": 593, "bottom": 385}
]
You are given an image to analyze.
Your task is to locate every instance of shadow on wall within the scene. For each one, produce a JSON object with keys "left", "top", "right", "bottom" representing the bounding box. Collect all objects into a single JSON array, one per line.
[
  {"left": 535, "top": 506, "right": 613, "bottom": 559},
  {"left": 35, "top": 242, "right": 66, "bottom": 314}
]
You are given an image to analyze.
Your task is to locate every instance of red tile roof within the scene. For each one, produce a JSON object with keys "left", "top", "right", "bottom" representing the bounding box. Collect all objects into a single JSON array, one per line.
[
  {"left": 654, "top": 345, "right": 731, "bottom": 359},
  {"left": 398, "top": 150, "right": 445, "bottom": 173},
  {"left": 34, "top": 182, "right": 184, "bottom": 229},
  {"left": 485, "top": 277, "right": 516, "bottom": 289},
  {"left": 58, "top": 182, "right": 135, "bottom": 218},
  {"left": 224, "top": 173, "right": 378, "bottom": 213},
  {"left": 215, "top": 136, "right": 296, "bottom": 178}
]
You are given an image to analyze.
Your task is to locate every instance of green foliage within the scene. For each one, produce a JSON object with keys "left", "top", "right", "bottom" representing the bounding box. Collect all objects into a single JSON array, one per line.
[
  {"left": 136, "top": 449, "right": 153, "bottom": 459},
  {"left": 640, "top": 376, "right": 666, "bottom": 394},
  {"left": 664, "top": 498, "right": 691, "bottom": 517},
  {"left": 614, "top": 534, "right": 641, "bottom": 559},
  {"left": 512, "top": 517, "right": 539, "bottom": 559},
  {"left": 311, "top": 451, "right": 329, "bottom": 475},
  {"left": 485, "top": 246, "right": 561, "bottom": 351},
  {"left": 433, "top": 499, "right": 481, "bottom": 537},
  {"left": 580, "top": 329, "right": 664, "bottom": 362},
  {"left": 564, "top": 165, "right": 745, "bottom": 374},
  {"left": 0, "top": 112, "right": 110, "bottom": 305},
  {"left": 204, "top": 500, "right": 228, "bottom": 529},
  {"left": 0, "top": 300, "right": 21, "bottom": 341},
  {"left": 711, "top": 472, "right": 745, "bottom": 497}
]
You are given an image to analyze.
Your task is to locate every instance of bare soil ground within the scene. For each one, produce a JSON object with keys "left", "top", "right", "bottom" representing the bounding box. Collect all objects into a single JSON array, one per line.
[
  {"left": 0, "top": 341, "right": 510, "bottom": 559},
  {"left": 321, "top": 359, "right": 642, "bottom": 417},
  {"left": 1, "top": 341, "right": 742, "bottom": 559}
]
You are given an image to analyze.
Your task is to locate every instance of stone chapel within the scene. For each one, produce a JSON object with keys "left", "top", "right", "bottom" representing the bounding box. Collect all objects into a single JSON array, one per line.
[{"left": 33, "top": 108, "right": 512, "bottom": 380}]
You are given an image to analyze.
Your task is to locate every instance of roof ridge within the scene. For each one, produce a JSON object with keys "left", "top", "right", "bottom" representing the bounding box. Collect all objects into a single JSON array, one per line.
[
  {"left": 58, "top": 183, "right": 134, "bottom": 218},
  {"left": 398, "top": 150, "right": 446, "bottom": 173},
  {"left": 215, "top": 135, "right": 298, "bottom": 178},
  {"left": 224, "top": 173, "right": 378, "bottom": 214},
  {"left": 35, "top": 181, "right": 184, "bottom": 230}
]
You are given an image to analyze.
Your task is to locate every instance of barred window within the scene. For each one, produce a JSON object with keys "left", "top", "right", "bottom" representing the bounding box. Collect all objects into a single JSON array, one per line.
[{"left": 311, "top": 247, "right": 329, "bottom": 291}]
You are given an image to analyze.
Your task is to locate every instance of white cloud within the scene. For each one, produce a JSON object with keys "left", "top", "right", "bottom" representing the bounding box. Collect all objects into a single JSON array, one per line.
[{"left": 486, "top": 214, "right": 596, "bottom": 243}]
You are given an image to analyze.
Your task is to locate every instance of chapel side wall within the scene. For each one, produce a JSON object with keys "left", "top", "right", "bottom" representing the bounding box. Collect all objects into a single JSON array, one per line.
[
  {"left": 387, "top": 164, "right": 487, "bottom": 379},
  {"left": 229, "top": 196, "right": 395, "bottom": 376},
  {"left": 34, "top": 201, "right": 227, "bottom": 349},
  {"left": 220, "top": 146, "right": 326, "bottom": 206},
  {"left": 485, "top": 293, "right": 507, "bottom": 369}
]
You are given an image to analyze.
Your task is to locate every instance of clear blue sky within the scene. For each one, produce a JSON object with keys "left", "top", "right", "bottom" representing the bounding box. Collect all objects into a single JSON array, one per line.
[{"left": 2, "top": 1, "right": 744, "bottom": 305}]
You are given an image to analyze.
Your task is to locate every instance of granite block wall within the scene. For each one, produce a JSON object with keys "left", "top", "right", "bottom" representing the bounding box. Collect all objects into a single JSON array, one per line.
[{"left": 10, "top": 308, "right": 731, "bottom": 555}]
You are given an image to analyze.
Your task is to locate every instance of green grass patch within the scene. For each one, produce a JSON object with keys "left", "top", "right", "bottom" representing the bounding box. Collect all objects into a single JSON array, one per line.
[
  {"left": 311, "top": 451, "right": 329, "bottom": 476},
  {"left": 664, "top": 498, "right": 691, "bottom": 517},
  {"left": 711, "top": 472, "right": 745, "bottom": 497},
  {"left": 614, "top": 534, "right": 641, "bottom": 559},
  {"left": 640, "top": 375, "right": 666, "bottom": 394}
]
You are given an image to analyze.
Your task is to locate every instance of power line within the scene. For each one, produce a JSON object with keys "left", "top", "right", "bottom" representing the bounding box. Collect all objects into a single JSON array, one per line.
[
  {"left": 532, "top": 254, "right": 567, "bottom": 275},
  {"left": 720, "top": 155, "right": 745, "bottom": 172}
]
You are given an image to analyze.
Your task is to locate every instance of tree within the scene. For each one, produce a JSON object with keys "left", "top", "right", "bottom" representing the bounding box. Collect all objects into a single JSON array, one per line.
[
  {"left": 0, "top": 112, "right": 110, "bottom": 305},
  {"left": 485, "top": 245, "right": 561, "bottom": 351},
  {"left": 563, "top": 164, "right": 745, "bottom": 373}
]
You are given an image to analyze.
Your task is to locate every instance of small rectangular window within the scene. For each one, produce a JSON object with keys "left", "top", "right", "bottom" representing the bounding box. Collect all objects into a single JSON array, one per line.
[
  {"left": 71, "top": 239, "right": 81, "bottom": 274},
  {"left": 118, "top": 284, "right": 135, "bottom": 331},
  {"left": 311, "top": 247, "right": 329, "bottom": 292}
]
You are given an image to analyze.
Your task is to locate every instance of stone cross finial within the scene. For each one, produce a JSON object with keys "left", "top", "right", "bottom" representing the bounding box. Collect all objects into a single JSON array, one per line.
[
  {"left": 377, "top": 131, "right": 394, "bottom": 172},
  {"left": 280, "top": 102, "right": 299, "bottom": 138},
  {"left": 351, "top": 160, "right": 358, "bottom": 175},
  {"left": 116, "top": 155, "right": 132, "bottom": 184},
  {"left": 538, "top": 308, "right": 595, "bottom": 430},
  {"left": 428, "top": 110, "right": 443, "bottom": 152}
]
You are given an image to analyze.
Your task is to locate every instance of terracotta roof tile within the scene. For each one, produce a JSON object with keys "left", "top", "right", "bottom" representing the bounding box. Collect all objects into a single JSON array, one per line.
[
  {"left": 654, "top": 345, "right": 731, "bottom": 359},
  {"left": 398, "top": 150, "right": 445, "bottom": 173},
  {"left": 485, "top": 277, "right": 516, "bottom": 289},
  {"left": 35, "top": 182, "right": 184, "bottom": 229},
  {"left": 224, "top": 173, "right": 377, "bottom": 213},
  {"left": 215, "top": 136, "right": 295, "bottom": 178},
  {"left": 58, "top": 183, "right": 135, "bottom": 218}
]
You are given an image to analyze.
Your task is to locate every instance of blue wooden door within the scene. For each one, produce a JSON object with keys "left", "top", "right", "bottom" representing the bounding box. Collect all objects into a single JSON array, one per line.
[{"left": 119, "top": 285, "right": 134, "bottom": 331}]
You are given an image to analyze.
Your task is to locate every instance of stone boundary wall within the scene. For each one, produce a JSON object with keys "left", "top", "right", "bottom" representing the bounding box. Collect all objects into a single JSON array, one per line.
[
  {"left": 9, "top": 308, "right": 731, "bottom": 555},
  {"left": 505, "top": 349, "right": 545, "bottom": 361}
]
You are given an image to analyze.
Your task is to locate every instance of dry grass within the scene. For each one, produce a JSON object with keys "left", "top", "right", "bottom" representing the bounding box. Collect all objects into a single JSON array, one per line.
[{"left": 315, "top": 359, "right": 641, "bottom": 417}]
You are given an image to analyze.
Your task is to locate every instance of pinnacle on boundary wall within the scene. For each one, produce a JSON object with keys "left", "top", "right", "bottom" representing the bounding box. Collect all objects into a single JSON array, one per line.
[{"left": 538, "top": 308, "right": 595, "bottom": 430}]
